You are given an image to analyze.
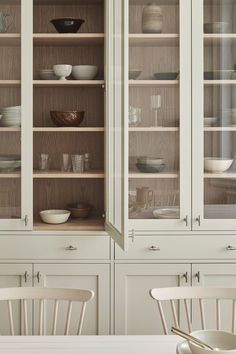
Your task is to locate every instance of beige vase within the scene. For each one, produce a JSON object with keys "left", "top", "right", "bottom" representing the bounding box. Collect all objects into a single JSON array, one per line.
[{"left": 142, "top": 2, "right": 163, "bottom": 33}]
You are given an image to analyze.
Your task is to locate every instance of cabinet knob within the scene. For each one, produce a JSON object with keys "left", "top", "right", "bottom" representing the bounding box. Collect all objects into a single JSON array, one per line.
[
  {"left": 65, "top": 245, "right": 78, "bottom": 251},
  {"left": 149, "top": 246, "right": 160, "bottom": 251},
  {"left": 227, "top": 245, "right": 236, "bottom": 251}
]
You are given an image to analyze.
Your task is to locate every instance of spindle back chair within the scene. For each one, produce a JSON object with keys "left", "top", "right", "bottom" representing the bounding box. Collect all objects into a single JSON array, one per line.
[
  {"left": 0, "top": 287, "right": 94, "bottom": 335},
  {"left": 150, "top": 287, "right": 236, "bottom": 334}
]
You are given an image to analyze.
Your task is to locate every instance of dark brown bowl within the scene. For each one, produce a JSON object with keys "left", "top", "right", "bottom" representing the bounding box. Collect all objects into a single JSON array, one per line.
[
  {"left": 50, "top": 18, "right": 85, "bottom": 33},
  {"left": 67, "top": 203, "right": 92, "bottom": 218},
  {"left": 50, "top": 111, "right": 85, "bottom": 127}
]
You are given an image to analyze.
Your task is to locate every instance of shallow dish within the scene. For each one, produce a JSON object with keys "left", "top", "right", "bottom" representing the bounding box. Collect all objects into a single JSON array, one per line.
[
  {"left": 129, "top": 70, "right": 142, "bottom": 80},
  {"left": 204, "top": 22, "right": 230, "bottom": 33},
  {"left": 72, "top": 65, "right": 98, "bottom": 80},
  {"left": 154, "top": 72, "right": 179, "bottom": 80},
  {"left": 189, "top": 330, "right": 236, "bottom": 354},
  {"left": 67, "top": 203, "right": 92, "bottom": 218},
  {"left": 137, "top": 156, "right": 164, "bottom": 165},
  {"left": 136, "top": 163, "right": 165, "bottom": 173},
  {"left": 204, "top": 157, "right": 233, "bottom": 173},
  {"left": 39, "top": 70, "right": 57, "bottom": 80},
  {"left": 0, "top": 156, "right": 21, "bottom": 171},
  {"left": 50, "top": 111, "right": 85, "bottom": 127},
  {"left": 153, "top": 207, "right": 179, "bottom": 219},
  {"left": 40, "top": 209, "right": 71, "bottom": 224},
  {"left": 51, "top": 18, "right": 85, "bottom": 33}
]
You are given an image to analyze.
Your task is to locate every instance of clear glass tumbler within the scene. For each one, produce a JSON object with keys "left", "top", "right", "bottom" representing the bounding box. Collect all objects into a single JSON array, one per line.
[
  {"left": 71, "top": 154, "right": 84, "bottom": 173},
  {"left": 39, "top": 153, "right": 50, "bottom": 171},
  {"left": 61, "top": 153, "right": 71, "bottom": 172}
]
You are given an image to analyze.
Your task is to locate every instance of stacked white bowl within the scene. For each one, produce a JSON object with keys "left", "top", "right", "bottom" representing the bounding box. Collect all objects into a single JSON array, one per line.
[
  {"left": 0, "top": 106, "right": 21, "bottom": 127},
  {"left": 39, "top": 69, "right": 57, "bottom": 80}
]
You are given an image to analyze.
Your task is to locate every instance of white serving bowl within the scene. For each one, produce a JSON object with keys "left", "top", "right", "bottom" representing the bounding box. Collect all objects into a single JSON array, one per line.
[
  {"left": 40, "top": 209, "right": 71, "bottom": 224},
  {"left": 153, "top": 207, "right": 179, "bottom": 219},
  {"left": 204, "top": 117, "right": 217, "bottom": 127},
  {"left": 189, "top": 330, "right": 236, "bottom": 354},
  {"left": 204, "top": 157, "right": 233, "bottom": 173},
  {"left": 53, "top": 65, "right": 72, "bottom": 80},
  {"left": 72, "top": 65, "right": 98, "bottom": 80},
  {"left": 137, "top": 156, "right": 164, "bottom": 165}
]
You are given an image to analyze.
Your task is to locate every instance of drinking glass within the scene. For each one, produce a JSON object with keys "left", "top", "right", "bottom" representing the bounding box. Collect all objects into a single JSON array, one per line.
[
  {"left": 71, "top": 154, "right": 84, "bottom": 173},
  {"left": 61, "top": 153, "right": 71, "bottom": 172},
  {"left": 39, "top": 153, "right": 50, "bottom": 171}
]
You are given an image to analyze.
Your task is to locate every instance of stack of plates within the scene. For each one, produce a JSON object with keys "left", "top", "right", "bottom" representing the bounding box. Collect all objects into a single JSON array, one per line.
[
  {"left": 136, "top": 156, "right": 166, "bottom": 173},
  {"left": 39, "top": 69, "right": 57, "bottom": 80},
  {"left": 0, "top": 155, "right": 21, "bottom": 172},
  {"left": 0, "top": 106, "right": 21, "bottom": 127}
]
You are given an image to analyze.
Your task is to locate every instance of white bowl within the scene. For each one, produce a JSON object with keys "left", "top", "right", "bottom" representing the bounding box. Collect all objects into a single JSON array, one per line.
[
  {"left": 40, "top": 209, "right": 71, "bottom": 224},
  {"left": 204, "top": 157, "right": 233, "bottom": 173},
  {"left": 53, "top": 65, "right": 72, "bottom": 80},
  {"left": 204, "top": 117, "right": 217, "bottom": 127},
  {"left": 189, "top": 330, "right": 236, "bottom": 354},
  {"left": 72, "top": 65, "right": 98, "bottom": 80}
]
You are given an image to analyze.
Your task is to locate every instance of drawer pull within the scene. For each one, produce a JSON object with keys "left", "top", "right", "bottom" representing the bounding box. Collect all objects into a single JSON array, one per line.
[
  {"left": 65, "top": 245, "right": 78, "bottom": 251},
  {"left": 227, "top": 245, "right": 236, "bottom": 251},
  {"left": 149, "top": 246, "right": 160, "bottom": 251}
]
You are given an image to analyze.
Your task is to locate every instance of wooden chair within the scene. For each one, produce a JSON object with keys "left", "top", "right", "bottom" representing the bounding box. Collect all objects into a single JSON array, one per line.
[
  {"left": 0, "top": 287, "right": 94, "bottom": 335},
  {"left": 150, "top": 287, "right": 236, "bottom": 334}
]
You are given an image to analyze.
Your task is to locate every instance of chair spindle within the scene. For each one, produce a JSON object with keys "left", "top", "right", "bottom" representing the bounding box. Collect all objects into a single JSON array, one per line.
[
  {"left": 199, "top": 299, "right": 205, "bottom": 330},
  {"left": 65, "top": 301, "right": 72, "bottom": 335},
  {"left": 23, "top": 299, "right": 28, "bottom": 335},
  {"left": 233, "top": 300, "right": 236, "bottom": 333},
  {"left": 184, "top": 299, "right": 192, "bottom": 333},
  {"left": 170, "top": 300, "right": 179, "bottom": 328},
  {"left": 39, "top": 299, "right": 44, "bottom": 335},
  {"left": 7, "top": 300, "right": 14, "bottom": 336},
  {"left": 216, "top": 299, "right": 220, "bottom": 330},
  {"left": 156, "top": 300, "right": 168, "bottom": 335},
  {"left": 52, "top": 300, "right": 59, "bottom": 335},
  {"left": 77, "top": 302, "right": 87, "bottom": 335}
]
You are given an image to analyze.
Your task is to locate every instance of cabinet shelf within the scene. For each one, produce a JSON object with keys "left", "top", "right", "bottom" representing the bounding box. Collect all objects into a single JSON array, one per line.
[
  {"left": 129, "top": 80, "right": 179, "bottom": 87},
  {"left": 0, "top": 127, "right": 21, "bottom": 132},
  {"left": 33, "top": 170, "right": 104, "bottom": 178},
  {"left": 0, "top": 172, "right": 20, "bottom": 178},
  {"left": 33, "top": 33, "right": 104, "bottom": 46},
  {"left": 129, "top": 171, "right": 178, "bottom": 178},
  {"left": 129, "top": 34, "right": 179, "bottom": 47},
  {"left": 204, "top": 80, "right": 236, "bottom": 86},
  {"left": 0, "top": 80, "right": 20, "bottom": 87},
  {"left": 129, "top": 127, "right": 179, "bottom": 132},
  {"left": 33, "top": 127, "right": 104, "bottom": 132},
  {"left": 204, "top": 127, "right": 236, "bottom": 132},
  {"left": 0, "top": 34, "right": 20, "bottom": 46},
  {"left": 204, "top": 172, "right": 236, "bottom": 179},
  {"left": 33, "top": 80, "right": 105, "bottom": 88},
  {"left": 33, "top": 217, "right": 105, "bottom": 231}
]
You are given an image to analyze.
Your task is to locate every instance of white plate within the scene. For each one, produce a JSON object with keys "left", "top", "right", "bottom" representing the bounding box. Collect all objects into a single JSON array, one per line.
[
  {"left": 153, "top": 207, "right": 180, "bottom": 219},
  {"left": 177, "top": 340, "right": 192, "bottom": 354}
]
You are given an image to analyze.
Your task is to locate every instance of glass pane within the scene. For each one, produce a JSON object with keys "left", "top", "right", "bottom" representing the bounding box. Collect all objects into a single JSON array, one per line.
[
  {"left": 204, "top": 0, "right": 236, "bottom": 219},
  {"left": 0, "top": 0, "right": 21, "bottom": 219},
  {"left": 128, "top": 0, "right": 180, "bottom": 220}
]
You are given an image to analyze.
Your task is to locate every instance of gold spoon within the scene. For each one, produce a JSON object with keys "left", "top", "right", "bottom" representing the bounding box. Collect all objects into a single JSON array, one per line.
[{"left": 171, "top": 327, "right": 215, "bottom": 351}]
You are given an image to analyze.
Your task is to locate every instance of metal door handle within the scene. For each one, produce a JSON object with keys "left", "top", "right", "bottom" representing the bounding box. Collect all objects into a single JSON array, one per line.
[
  {"left": 196, "top": 215, "right": 201, "bottom": 226},
  {"left": 183, "top": 272, "right": 188, "bottom": 283},
  {"left": 227, "top": 245, "right": 236, "bottom": 251},
  {"left": 24, "top": 271, "right": 29, "bottom": 283},
  {"left": 183, "top": 215, "right": 188, "bottom": 227},
  {"left": 36, "top": 272, "right": 42, "bottom": 283},
  {"left": 65, "top": 245, "right": 78, "bottom": 251},
  {"left": 149, "top": 246, "right": 160, "bottom": 251},
  {"left": 195, "top": 271, "right": 200, "bottom": 283}
]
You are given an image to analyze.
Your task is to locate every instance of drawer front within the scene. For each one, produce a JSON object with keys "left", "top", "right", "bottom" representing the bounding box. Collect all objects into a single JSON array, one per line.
[
  {"left": 115, "top": 235, "right": 236, "bottom": 260},
  {"left": 0, "top": 236, "right": 110, "bottom": 260}
]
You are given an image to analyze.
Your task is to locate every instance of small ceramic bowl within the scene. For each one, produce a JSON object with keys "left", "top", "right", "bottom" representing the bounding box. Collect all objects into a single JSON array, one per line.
[
  {"left": 204, "top": 157, "right": 233, "bottom": 173},
  {"left": 153, "top": 207, "right": 179, "bottom": 219},
  {"left": 39, "top": 70, "right": 58, "bottom": 80},
  {"left": 40, "top": 210, "right": 71, "bottom": 224},
  {"left": 154, "top": 72, "right": 179, "bottom": 80},
  {"left": 136, "top": 163, "right": 166, "bottom": 173},
  {"left": 137, "top": 156, "right": 164, "bottom": 165},
  {"left": 72, "top": 65, "right": 98, "bottom": 80},
  {"left": 51, "top": 18, "right": 85, "bottom": 33},
  {"left": 189, "top": 330, "right": 236, "bottom": 354},
  {"left": 67, "top": 203, "right": 92, "bottom": 218},
  {"left": 50, "top": 111, "right": 85, "bottom": 127},
  {"left": 204, "top": 71, "right": 233, "bottom": 80},
  {"left": 129, "top": 70, "right": 142, "bottom": 80},
  {"left": 53, "top": 64, "right": 72, "bottom": 80}
]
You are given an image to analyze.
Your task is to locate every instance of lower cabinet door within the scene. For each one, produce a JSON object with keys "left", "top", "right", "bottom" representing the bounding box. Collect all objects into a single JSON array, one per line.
[
  {"left": 192, "top": 263, "right": 236, "bottom": 332},
  {"left": 115, "top": 263, "right": 191, "bottom": 335},
  {"left": 0, "top": 263, "right": 32, "bottom": 335},
  {"left": 33, "top": 263, "right": 110, "bottom": 335}
]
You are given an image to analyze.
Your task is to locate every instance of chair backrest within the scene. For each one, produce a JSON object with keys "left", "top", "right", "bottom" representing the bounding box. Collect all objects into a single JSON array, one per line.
[
  {"left": 0, "top": 287, "right": 94, "bottom": 336},
  {"left": 150, "top": 287, "right": 236, "bottom": 334}
]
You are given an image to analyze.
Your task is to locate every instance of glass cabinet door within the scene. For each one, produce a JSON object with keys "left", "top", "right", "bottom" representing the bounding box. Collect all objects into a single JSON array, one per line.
[
  {"left": 193, "top": 0, "right": 236, "bottom": 230},
  {"left": 0, "top": 0, "right": 32, "bottom": 230},
  {"left": 128, "top": 0, "right": 191, "bottom": 231}
]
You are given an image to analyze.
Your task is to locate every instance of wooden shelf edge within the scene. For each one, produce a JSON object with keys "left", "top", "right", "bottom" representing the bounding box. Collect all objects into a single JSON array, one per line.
[
  {"left": 33, "top": 80, "right": 105, "bottom": 87},
  {"left": 129, "top": 172, "right": 178, "bottom": 178},
  {"left": 33, "top": 170, "right": 104, "bottom": 178},
  {"left": 129, "top": 127, "right": 179, "bottom": 132},
  {"left": 204, "top": 172, "right": 236, "bottom": 178},
  {"left": 33, "top": 127, "right": 104, "bottom": 132},
  {"left": 129, "top": 80, "right": 179, "bottom": 86},
  {"left": 33, "top": 217, "right": 105, "bottom": 231}
]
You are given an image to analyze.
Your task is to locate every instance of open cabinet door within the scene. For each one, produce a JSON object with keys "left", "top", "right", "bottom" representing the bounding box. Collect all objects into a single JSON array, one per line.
[{"left": 105, "top": 0, "right": 129, "bottom": 250}]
